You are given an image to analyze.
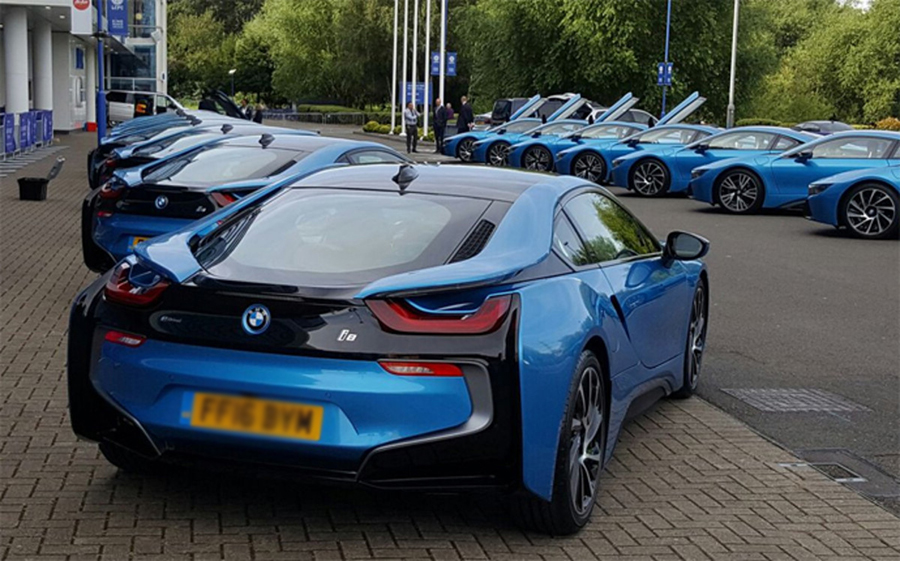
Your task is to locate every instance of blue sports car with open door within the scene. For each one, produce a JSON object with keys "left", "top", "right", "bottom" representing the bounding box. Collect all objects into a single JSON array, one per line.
[
  {"left": 82, "top": 134, "right": 410, "bottom": 272},
  {"left": 689, "top": 130, "right": 900, "bottom": 214},
  {"left": 806, "top": 164, "right": 900, "bottom": 239},
  {"left": 609, "top": 127, "right": 814, "bottom": 197},
  {"left": 442, "top": 94, "right": 545, "bottom": 161},
  {"left": 69, "top": 163, "right": 710, "bottom": 535}
]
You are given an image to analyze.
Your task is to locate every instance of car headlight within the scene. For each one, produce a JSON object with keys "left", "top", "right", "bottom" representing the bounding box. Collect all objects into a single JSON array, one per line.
[
  {"left": 612, "top": 159, "right": 624, "bottom": 167},
  {"left": 691, "top": 168, "right": 708, "bottom": 179},
  {"left": 808, "top": 183, "right": 832, "bottom": 196}
]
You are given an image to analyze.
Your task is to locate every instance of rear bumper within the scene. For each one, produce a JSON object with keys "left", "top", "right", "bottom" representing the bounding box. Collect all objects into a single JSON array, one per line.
[{"left": 68, "top": 295, "right": 520, "bottom": 489}]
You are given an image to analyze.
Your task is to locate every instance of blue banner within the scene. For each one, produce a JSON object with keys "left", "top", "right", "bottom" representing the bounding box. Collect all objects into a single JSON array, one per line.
[
  {"left": 19, "top": 112, "right": 30, "bottom": 149},
  {"left": 3, "top": 114, "right": 15, "bottom": 154},
  {"left": 107, "top": 0, "right": 128, "bottom": 36},
  {"left": 43, "top": 111, "right": 53, "bottom": 143},
  {"left": 28, "top": 111, "right": 37, "bottom": 147},
  {"left": 446, "top": 52, "right": 457, "bottom": 77},
  {"left": 430, "top": 52, "right": 440, "bottom": 76},
  {"left": 402, "top": 82, "right": 433, "bottom": 105},
  {"left": 430, "top": 51, "right": 458, "bottom": 77},
  {"left": 656, "top": 62, "right": 673, "bottom": 86}
]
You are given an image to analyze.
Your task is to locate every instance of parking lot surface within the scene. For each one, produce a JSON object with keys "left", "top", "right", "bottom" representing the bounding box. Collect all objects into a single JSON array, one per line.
[{"left": 2, "top": 132, "right": 899, "bottom": 560}]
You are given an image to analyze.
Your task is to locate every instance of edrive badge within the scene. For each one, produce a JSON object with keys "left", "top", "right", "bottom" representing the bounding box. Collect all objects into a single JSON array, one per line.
[
  {"left": 154, "top": 195, "right": 169, "bottom": 210},
  {"left": 242, "top": 304, "right": 271, "bottom": 335}
]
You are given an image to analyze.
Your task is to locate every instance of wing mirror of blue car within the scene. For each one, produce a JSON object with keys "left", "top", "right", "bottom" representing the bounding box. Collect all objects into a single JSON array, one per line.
[
  {"left": 662, "top": 231, "right": 710, "bottom": 266},
  {"left": 693, "top": 143, "right": 710, "bottom": 153},
  {"left": 794, "top": 150, "right": 813, "bottom": 162},
  {"left": 626, "top": 138, "right": 640, "bottom": 147}
]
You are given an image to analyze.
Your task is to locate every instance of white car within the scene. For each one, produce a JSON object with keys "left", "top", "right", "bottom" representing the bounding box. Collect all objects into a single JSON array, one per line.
[{"left": 106, "top": 91, "right": 184, "bottom": 124}]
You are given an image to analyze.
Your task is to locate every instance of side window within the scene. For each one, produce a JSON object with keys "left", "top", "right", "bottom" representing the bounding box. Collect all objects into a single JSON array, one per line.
[
  {"left": 773, "top": 136, "right": 801, "bottom": 150},
  {"left": 708, "top": 132, "right": 776, "bottom": 150},
  {"left": 347, "top": 150, "right": 407, "bottom": 164},
  {"left": 564, "top": 192, "right": 659, "bottom": 264},
  {"left": 690, "top": 130, "right": 712, "bottom": 143},
  {"left": 811, "top": 137, "right": 893, "bottom": 159},
  {"left": 890, "top": 143, "right": 900, "bottom": 160},
  {"left": 553, "top": 214, "right": 590, "bottom": 266}
]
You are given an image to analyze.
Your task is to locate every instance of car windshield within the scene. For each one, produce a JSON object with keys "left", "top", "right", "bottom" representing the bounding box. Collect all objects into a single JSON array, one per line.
[
  {"left": 575, "top": 125, "right": 639, "bottom": 140},
  {"left": 635, "top": 127, "right": 697, "bottom": 144},
  {"left": 531, "top": 122, "right": 585, "bottom": 136},
  {"left": 195, "top": 189, "right": 493, "bottom": 287},
  {"left": 489, "top": 120, "right": 537, "bottom": 133},
  {"left": 143, "top": 145, "right": 305, "bottom": 186}
]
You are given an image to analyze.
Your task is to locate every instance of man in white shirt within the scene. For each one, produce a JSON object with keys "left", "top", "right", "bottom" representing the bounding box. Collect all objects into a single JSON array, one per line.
[{"left": 404, "top": 102, "right": 420, "bottom": 153}]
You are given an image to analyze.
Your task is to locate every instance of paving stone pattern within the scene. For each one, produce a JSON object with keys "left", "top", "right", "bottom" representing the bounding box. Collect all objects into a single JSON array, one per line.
[{"left": 2, "top": 133, "right": 899, "bottom": 560}]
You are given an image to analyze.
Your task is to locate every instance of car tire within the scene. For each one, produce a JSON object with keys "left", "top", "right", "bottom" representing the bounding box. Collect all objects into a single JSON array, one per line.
[
  {"left": 510, "top": 351, "right": 607, "bottom": 535},
  {"left": 456, "top": 138, "right": 475, "bottom": 162},
  {"left": 572, "top": 151, "right": 606, "bottom": 183},
  {"left": 714, "top": 169, "right": 765, "bottom": 214},
  {"left": 629, "top": 158, "right": 670, "bottom": 197},
  {"left": 839, "top": 183, "right": 899, "bottom": 240},
  {"left": 99, "top": 442, "right": 166, "bottom": 475},
  {"left": 487, "top": 142, "right": 510, "bottom": 167},
  {"left": 672, "top": 278, "right": 708, "bottom": 399},
  {"left": 522, "top": 146, "right": 554, "bottom": 172}
]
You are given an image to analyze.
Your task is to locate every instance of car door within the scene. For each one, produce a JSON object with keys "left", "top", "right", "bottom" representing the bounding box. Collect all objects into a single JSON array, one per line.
[
  {"left": 770, "top": 135, "right": 896, "bottom": 199},
  {"left": 674, "top": 130, "right": 778, "bottom": 183},
  {"left": 563, "top": 191, "right": 691, "bottom": 369}
]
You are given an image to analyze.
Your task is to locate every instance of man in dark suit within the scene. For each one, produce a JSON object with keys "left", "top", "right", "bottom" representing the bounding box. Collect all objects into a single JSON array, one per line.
[
  {"left": 433, "top": 98, "right": 447, "bottom": 153},
  {"left": 457, "top": 95, "right": 474, "bottom": 134}
]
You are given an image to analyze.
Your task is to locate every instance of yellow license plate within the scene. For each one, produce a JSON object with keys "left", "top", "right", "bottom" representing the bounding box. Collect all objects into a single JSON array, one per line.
[
  {"left": 130, "top": 236, "right": 149, "bottom": 247},
  {"left": 187, "top": 392, "right": 323, "bottom": 441}
]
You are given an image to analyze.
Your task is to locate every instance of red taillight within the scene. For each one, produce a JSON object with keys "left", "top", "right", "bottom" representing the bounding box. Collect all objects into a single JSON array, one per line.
[
  {"left": 104, "top": 330, "right": 146, "bottom": 347},
  {"left": 380, "top": 361, "right": 463, "bottom": 377},
  {"left": 367, "top": 295, "right": 512, "bottom": 335},
  {"left": 104, "top": 261, "right": 170, "bottom": 307},
  {"left": 99, "top": 181, "right": 125, "bottom": 200},
  {"left": 97, "top": 211, "right": 113, "bottom": 218},
  {"left": 211, "top": 192, "right": 237, "bottom": 206}
]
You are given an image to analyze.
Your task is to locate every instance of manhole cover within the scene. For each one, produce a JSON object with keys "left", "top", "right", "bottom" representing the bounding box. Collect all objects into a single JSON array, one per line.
[{"left": 721, "top": 388, "right": 870, "bottom": 413}]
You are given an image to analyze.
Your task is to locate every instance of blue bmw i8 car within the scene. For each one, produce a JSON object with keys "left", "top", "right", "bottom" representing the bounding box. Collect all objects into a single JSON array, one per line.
[
  {"left": 82, "top": 134, "right": 410, "bottom": 271},
  {"left": 472, "top": 119, "right": 588, "bottom": 166},
  {"left": 689, "top": 130, "right": 900, "bottom": 214},
  {"left": 806, "top": 164, "right": 900, "bottom": 239},
  {"left": 554, "top": 92, "right": 712, "bottom": 183},
  {"left": 94, "top": 122, "right": 315, "bottom": 187},
  {"left": 609, "top": 127, "right": 815, "bottom": 197},
  {"left": 68, "top": 163, "right": 710, "bottom": 535}
]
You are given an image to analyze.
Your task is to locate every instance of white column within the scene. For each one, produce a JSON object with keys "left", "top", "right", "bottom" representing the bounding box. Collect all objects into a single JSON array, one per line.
[
  {"left": 439, "top": 0, "right": 446, "bottom": 106},
  {"left": 86, "top": 43, "right": 97, "bottom": 124},
  {"left": 411, "top": 0, "right": 418, "bottom": 117},
  {"left": 422, "top": 0, "right": 431, "bottom": 138},
  {"left": 33, "top": 18, "right": 53, "bottom": 111},
  {"left": 390, "top": 0, "right": 398, "bottom": 133},
  {"left": 400, "top": 0, "right": 408, "bottom": 136},
  {"left": 3, "top": 8, "right": 29, "bottom": 119}
]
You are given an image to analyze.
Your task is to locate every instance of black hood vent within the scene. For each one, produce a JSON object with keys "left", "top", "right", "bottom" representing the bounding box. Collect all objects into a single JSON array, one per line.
[{"left": 450, "top": 219, "right": 495, "bottom": 263}]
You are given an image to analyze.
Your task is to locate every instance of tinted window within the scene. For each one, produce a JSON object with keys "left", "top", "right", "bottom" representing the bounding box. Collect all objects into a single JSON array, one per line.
[
  {"left": 636, "top": 127, "right": 697, "bottom": 145},
  {"left": 553, "top": 214, "right": 590, "bottom": 266},
  {"left": 145, "top": 146, "right": 303, "bottom": 186},
  {"left": 565, "top": 193, "right": 659, "bottom": 264},
  {"left": 891, "top": 143, "right": 900, "bottom": 160},
  {"left": 772, "top": 136, "right": 801, "bottom": 150},
  {"left": 132, "top": 130, "right": 210, "bottom": 157},
  {"left": 106, "top": 91, "right": 128, "bottom": 103},
  {"left": 197, "top": 190, "right": 491, "bottom": 286},
  {"left": 707, "top": 131, "right": 776, "bottom": 150},
  {"left": 346, "top": 150, "right": 407, "bottom": 164},
  {"left": 536, "top": 122, "right": 585, "bottom": 136},
  {"left": 580, "top": 125, "right": 640, "bottom": 140},
  {"left": 496, "top": 120, "right": 539, "bottom": 133},
  {"left": 811, "top": 137, "right": 893, "bottom": 159}
]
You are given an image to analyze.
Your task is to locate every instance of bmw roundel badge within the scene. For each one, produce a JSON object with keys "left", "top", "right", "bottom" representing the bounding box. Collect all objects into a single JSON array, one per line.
[
  {"left": 154, "top": 195, "right": 169, "bottom": 210},
  {"left": 242, "top": 304, "right": 271, "bottom": 335}
]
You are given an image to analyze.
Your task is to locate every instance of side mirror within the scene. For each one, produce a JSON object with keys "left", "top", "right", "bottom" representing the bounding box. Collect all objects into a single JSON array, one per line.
[
  {"left": 531, "top": 132, "right": 541, "bottom": 138},
  {"left": 794, "top": 150, "right": 813, "bottom": 162},
  {"left": 694, "top": 143, "right": 709, "bottom": 153},
  {"left": 626, "top": 138, "right": 640, "bottom": 147},
  {"left": 662, "top": 231, "right": 709, "bottom": 266}
]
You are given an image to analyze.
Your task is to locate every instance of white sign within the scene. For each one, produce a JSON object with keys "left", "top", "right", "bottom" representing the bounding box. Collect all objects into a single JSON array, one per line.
[{"left": 71, "top": 0, "right": 93, "bottom": 36}]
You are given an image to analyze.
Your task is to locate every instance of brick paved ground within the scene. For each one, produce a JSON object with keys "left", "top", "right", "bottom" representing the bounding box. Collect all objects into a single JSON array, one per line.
[{"left": 2, "top": 132, "right": 899, "bottom": 561}]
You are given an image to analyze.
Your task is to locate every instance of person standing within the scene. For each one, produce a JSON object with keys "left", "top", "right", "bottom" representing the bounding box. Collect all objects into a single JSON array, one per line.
[
  {"left": 457, "top": 95, "right": 474, "bottom": 134},
  {"left": 403, "top": 102, "right": 420, "bottom": 153},
  {"left": 433, "top": 98, "right": 447, "bottom": 154}
]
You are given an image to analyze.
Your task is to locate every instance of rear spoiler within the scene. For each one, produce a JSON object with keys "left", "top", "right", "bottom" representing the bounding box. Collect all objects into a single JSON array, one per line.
[{"left": 356, "top": 177, "right": 587, "bottom": 299}]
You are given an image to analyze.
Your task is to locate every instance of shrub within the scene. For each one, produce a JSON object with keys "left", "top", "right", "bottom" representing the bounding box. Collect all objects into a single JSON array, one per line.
[
  {"left": 735, "top": 118, "right": 784, "bottom": 127},
  {"left": 852, "top": 124, "right": 875, "bottom": 130},
  {"left": 875, "top": 117, "right": 900, "bottom": 131},
  {"left": 362, "top": 120, "right": 381, "bottom": 132}
]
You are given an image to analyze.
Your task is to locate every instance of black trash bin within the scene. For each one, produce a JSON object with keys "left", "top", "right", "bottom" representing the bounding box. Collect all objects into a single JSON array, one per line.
[{"left": 18, "top": 178, "right": 49, "bottom": 201}]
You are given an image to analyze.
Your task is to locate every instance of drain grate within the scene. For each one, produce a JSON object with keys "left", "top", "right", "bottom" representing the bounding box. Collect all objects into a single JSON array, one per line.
[
  {"left": 721, "top": 388, "right": 870, "bottom": 413},
  {"left": 811, "top": 463, "right": 867, "bottom": 483}
]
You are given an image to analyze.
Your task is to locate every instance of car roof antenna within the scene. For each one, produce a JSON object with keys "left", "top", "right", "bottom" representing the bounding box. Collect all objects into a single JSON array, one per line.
[
  {"left": 259, "top": 133, "right": 275, "bottom": 148},
  {"left": 392, "top": 163, "right": 418, "bottom": 193},
  {"left": 221, "top": 124, "right": 234, "bottom": 134}
]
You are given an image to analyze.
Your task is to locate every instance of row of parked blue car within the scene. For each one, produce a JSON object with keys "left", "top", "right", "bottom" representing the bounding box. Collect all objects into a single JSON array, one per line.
[
  {"left": 443, "top": 92, "right": 900, "bottom": 240},
  {"left": 83, "top": 109, "right": 413, "bottom": 271}
]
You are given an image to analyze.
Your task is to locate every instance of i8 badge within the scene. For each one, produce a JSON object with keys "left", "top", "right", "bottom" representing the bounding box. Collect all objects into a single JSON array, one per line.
[
  {"left": 154, "top": 195, "right": 169, "bottom": 210},
  {"left": 242, "top": 304, "right": 271, "bottom": 335}
]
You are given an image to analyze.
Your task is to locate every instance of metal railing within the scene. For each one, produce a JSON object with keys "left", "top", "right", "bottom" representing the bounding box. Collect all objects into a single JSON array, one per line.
[{"left": 261, "top": 111, "right": 383, "bottom": 126}]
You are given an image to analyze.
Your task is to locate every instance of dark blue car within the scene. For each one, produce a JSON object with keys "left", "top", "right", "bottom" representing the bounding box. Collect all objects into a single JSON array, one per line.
[
  {"left": 69, "top": 164, "right": 710, "bottom": 535},
  {"left": 82, "top": 134, "right": 410, "bottom": 271}
]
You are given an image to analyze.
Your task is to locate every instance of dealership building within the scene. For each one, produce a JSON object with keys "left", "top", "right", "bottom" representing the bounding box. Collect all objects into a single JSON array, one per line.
[{"left": 0, "top": 0, "right": 167, "bottom": 134}]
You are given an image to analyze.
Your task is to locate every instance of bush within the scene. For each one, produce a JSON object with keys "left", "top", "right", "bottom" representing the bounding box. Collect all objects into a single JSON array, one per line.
[
  {"left": 362, "top": 124, "right": 435, "bottom": 141},
  {"left": 875, "top": 117, "right": 900, "bottom": 131},
  {"left": 363, "top": 120, "right": 381, "bottom": 132},
  {"left": 735, "top": 118, "right": 784, "bottom": 127},
  {"left": 852, "top": 124, "right": 875, "bottom": 130}
]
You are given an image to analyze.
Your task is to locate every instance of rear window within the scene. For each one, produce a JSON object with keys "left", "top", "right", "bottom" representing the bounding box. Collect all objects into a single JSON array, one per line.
[
  {"left": 144, "top": 145, "right": 304, "bottom": 186},
  {"left": 196, "top": 189, "right": 492, "bottom": 287},
  {"left": 133, "top": 130, "right": 209, "bottom": 157}
]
